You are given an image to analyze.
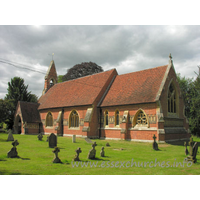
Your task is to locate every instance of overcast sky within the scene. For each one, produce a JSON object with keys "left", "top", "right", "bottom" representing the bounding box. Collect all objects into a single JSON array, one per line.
[{"left": 0, "top": 25, "right": 200, "bottom": 99}]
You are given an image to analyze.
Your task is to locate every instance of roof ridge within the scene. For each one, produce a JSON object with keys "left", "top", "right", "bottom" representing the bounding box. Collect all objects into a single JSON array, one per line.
[
  {"left": 119, "top": 64, "right": 168, "bottom": 77},
  {"left": 56, "top": 68, "right": 116, "bottom": 85}
]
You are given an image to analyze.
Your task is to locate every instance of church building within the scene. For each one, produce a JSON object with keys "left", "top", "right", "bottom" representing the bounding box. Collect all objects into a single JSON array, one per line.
[{"left": 14, "top": 54, "right": 190, "bottom": 142}]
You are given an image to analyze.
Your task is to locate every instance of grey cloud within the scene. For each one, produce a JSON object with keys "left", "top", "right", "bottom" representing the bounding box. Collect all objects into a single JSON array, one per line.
[{"left": 0, "top": 25, "right": 200, "bottom": 99}]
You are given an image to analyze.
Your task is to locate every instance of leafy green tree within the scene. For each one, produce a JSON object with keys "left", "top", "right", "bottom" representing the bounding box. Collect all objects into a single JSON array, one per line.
[
  {"left": 177, "top": 73, "right": 194, "bottom": 118},
  {"left": 177, "top": 70, "right": 200, "bottom": 137},
  {"left": 57, "top": 75, "right": 64, "bottom": 83},
  {"left": 4, "top": 77, "right": 37, "bottom": 129}
]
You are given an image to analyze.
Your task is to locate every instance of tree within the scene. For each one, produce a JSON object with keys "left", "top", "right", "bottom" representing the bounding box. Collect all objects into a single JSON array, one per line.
[
  {"left": 177, "top": 73, "right": 194, "bottom": 118},
  {"left": 57, "top": 75, "right": 64, "bottom": 83},
  {"left": 62, "top": 62, "right": 104, "bottom": 82},
  {"left": 4, "top": 77, "right": 37, "bottom": 129},
  {"left": 177, "top": 69, "right": 200, "bottom": 137}
]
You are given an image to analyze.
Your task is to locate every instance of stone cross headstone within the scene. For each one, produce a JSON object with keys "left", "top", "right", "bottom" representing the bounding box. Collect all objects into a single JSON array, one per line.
[
  {"left": 85, "top": 137, "right": 93, "bottom": 143},
  {"left": 184, "top": 141, "right": 189, "bottom": 155},
  {"left": 38, "top": 133, "right": 43, "bottom": 141},
  {"left": 48, "top": 133, "right": 57, "bottom": 148},
  {"left": 52, "top": 147, "right": 62, "bottom": 163},
  {"left": 152, "top": 134, "right": 158, "bottom": 150},
  {"left": 7, "top": 140, "right": 19, "bottom": 158},
  {"left": 72, "top": 135, "right": 76, "bottom": 143},
  {"left": 73, "top": 147, "right": 82, "bottom": 161},
  {"left": 186, "top": 138, "right": 198, "bottom": 163},
  {"left": 7, "top": 129, "right": 14, "bottom": 141},
  {"left": 100, "top": 146, "right": 105, "bottom": 157},
  {"left": 88, "top": 142, "right": 97, "bottom": 159}
]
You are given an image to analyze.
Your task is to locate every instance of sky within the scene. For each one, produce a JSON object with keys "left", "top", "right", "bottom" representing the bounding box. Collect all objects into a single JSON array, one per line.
[{"left": 1, "top": 25, "right": 200, "bottom": 99}]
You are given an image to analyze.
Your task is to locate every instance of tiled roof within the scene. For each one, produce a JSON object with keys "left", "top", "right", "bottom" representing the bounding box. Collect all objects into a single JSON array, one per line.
[
  {"left": 38, "top": 69, "right": 117, "bottom": 110},
  {"left": 100, "top": 65, "right": 168, "bottom": 107},
  {"left": 19, "top": 101, "right": 41, "bottom": 123}
]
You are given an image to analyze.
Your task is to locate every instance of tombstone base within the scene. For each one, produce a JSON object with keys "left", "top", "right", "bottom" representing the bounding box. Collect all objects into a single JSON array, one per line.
[
  {"left": 88, "top": 149, "right": 96, "bottom": 159},
  {"left": 186, "top": 156, "right": 197, "bottom": 163},
  {"left": 7, "top": 147, "right": 19, "bottom": 158},
  {"left": 73, "top": 156, "right": 80, "bottom": 161},
  {"left": 52, "top": 157, "right": 62, "bottom": 163},
  {"left": 100, "top": 152, "right": 105, "bottom": 157},
  {"left": 153, "top": 142, "right": 158, "bottom": 150}
]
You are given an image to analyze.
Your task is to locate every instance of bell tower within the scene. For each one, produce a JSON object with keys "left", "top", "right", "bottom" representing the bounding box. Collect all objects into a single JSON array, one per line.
[{"left": 42, "top": 60, "right": 58, "bottom": 95}]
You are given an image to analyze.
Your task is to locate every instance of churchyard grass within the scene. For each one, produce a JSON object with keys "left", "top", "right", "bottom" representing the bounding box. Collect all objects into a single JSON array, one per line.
[{"left": 0, "top": 132, "right": 199, "bottom": 175}]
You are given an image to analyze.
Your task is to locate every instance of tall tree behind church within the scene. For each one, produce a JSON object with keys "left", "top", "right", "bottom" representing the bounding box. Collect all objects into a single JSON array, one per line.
[
  {"left": 62, "top": 62, "right": 104, "bottom": 82},
  {"left": 177, "top": 69, "right": 200, "bottom": 137},
  {"left": 4, "top": 77, "right": 38, "bottom": 129}
]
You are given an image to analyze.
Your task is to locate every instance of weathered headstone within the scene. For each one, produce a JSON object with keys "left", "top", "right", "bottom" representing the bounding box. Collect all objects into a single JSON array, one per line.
[
  {"left": 7, "top": 129, "right": 14, "bottom": 141},
  {"left": 88, "top": 142, "right": 97, "bottom": 159},
  {"left": 7, "top": 140, "right": 19, "bottom": 158},
  {"left": 184, "top": 141, "right": 189, "bottom": 155},
  {"left": 189, "top": 137, "right": 194, "bottom": 156},
  {"left": 85, "top": 137, "right": 93, "bottom": 143},
  {"left": 106, "top": 142, "right": 110, "bottom": 147},
  {"left": 46, "top": 136, "right": 49, "bottom": 142},
  {"left": 38, "top": 133, "right": 43, "bottom": 141},
  {"left": 72, "top": 135, "right": 76, "bottom": 143},
  {"left": 73, "top": 147, "right": 82, "bottom": 161},
  {"left": 152, "top": 134, "right": 158, "bottom": 150},
  {"left": 52, "top": 147, "right": 62, "bottom": 163},
  {"left": 100, "top": 146, "right": 105, "bottom": 157},
  {"left": 48, "top": 133, "right": 57, "bottom": 148},
  {"left": 186, "top": 138, "right": 198, "bottom": 163}
]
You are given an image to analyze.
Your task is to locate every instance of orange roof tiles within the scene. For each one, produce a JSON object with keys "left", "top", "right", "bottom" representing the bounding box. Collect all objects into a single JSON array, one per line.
[
  {"left": 38, "top": 69, "right": 117, "bottom": 110},
  {"left": 100, "top": 65, "right": 168, "bottom": 107}
]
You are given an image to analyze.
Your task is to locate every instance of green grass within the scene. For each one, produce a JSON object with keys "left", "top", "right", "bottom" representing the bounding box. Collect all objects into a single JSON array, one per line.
[{"left": 0, "top": 133, "right": 199, "bottom": 175}]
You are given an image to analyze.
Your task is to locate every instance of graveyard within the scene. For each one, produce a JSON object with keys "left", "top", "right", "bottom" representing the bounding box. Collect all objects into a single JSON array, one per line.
[{"left": 0, "top": 132, "right": 200, "bottom": 175}]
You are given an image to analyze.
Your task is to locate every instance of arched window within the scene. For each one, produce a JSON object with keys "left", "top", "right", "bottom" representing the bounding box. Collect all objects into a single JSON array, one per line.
[
  {"left": 168, "top": 82, "right": 176, "bottom": 113},
  {"left": 115, "top": 110, "right": 120, "bottom": 126},
  {"left": 69, "top": 110, "right": 79, "bottom": 128},
  {"left": 133, "top": 110, "right": 148, "bottom": 127},
  {"left": 105, "top": 110, "right": 109, "bottom": 126},
  {"left": 46, "top": 112, "right": 53, "bottom": 127}
]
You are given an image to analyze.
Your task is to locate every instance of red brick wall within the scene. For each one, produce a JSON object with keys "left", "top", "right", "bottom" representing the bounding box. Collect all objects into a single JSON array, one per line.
[{"left": 100, "top": 103, "right": 158, "bottom": 140}]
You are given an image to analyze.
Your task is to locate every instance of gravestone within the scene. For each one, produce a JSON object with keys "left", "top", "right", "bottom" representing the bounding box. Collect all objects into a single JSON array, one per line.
[
  {"left": 186, "top": 138, "right": 198, "bottom": 163},
  {"left": 106, "top": 142, "right": 110, "bottom": 147},
  {"left": 7, "top": 129, "right": 14, "bottom": 141},
  {"left": 72, "top": 135, "right": 76, "bottom": 143},
  {"left": 7, "top": 140, "right": 19, "bottom": 158},
  {"left": 52, "top": 147, "right": 62, "bottom": 163},
  {"left": 38, "top": 133, "right": 43, "bottom": 141},
  {"left": 100, "top": 146, "right": 105, "bottom": 157},
  {"left": 184, "top": 141, "right": 189, "bottom": 155},
  {"left": 85, "top": 137, "right": 93, "bottom": 143},
  {"left": 46, "top": 136, "right": 49, "bottom": 142},
  {"left": 152, "top": 134, "right": 158, "bottom": 150},
  {"left": 88, "top": 142, "right": 97, "bottom": 159},
  {"left": 48, "top": 133, "right": 57, "bottom": 148},
  {"left": 73, "top": 147, "right": 82, "bottom": 161}
]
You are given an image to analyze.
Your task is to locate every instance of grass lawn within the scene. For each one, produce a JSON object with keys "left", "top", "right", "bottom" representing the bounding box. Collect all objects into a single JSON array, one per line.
[{"left": 0, "top": 132, "right": 199, "bottom": 175}]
